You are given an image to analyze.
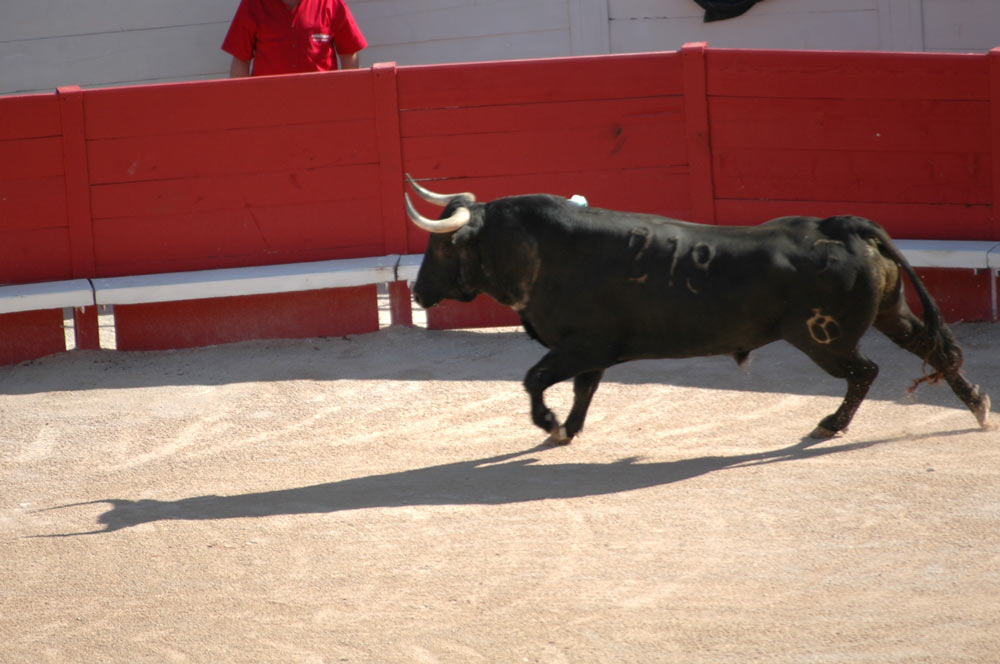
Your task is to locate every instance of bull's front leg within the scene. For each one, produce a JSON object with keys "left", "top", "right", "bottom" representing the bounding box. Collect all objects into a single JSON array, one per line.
[{"left": 523, "top": 353, "right": 606, "bottom": 445}]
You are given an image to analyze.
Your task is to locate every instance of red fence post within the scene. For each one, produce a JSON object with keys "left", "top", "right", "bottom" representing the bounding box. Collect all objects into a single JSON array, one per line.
[
  {"left": 681, "top": 42, "right": 716, "bottom": 225},
  {"left": 57, "top": 85, "right": 100, "bottom": 349},
  {"left": 372, "top": 62, "right": 413, "bottom": 326},
  {"left": 990, "top": 48, "right": 1000, "bottom": 241}
]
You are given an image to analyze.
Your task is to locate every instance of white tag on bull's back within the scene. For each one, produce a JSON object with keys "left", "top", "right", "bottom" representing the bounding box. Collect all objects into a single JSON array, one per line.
[{"left": 568, "top": 194, "right": 588, "bottom": 207}]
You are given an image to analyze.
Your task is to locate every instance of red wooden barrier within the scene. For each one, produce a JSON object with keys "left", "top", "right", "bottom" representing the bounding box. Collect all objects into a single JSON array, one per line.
[
  {"left": 82, "top": 72, "right": 388, "bottom": 348},
  {"left": 1, "top": 47, "right": 999, "bottom": 365},
  {"left": 0, "top": 93, "right": 73, "bottom": 362},
  {"left": 113, "top": 286, "right": 377, "bottom": 351}
]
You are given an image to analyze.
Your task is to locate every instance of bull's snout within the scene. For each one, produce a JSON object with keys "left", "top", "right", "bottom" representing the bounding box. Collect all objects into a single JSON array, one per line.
[{"left": 411, "top": 283, "right": 437, "bottom": 310}]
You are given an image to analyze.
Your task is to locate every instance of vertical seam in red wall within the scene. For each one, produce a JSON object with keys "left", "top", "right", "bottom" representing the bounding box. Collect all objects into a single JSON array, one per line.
[
  {"left": 56, "top": 86, "right": 97, "bottom": 278},
  {"left": 990, "top": 48, "right": 1000, "bottom": 242},
  {"left": 57, "top": 85, "right": 101, "bottom": 350},
  {"left": 681, "top": 42, "right": 716, "bottom": 225},
  {"left": 372, "top": 63, "right": 408, "bottom": 255},
  {"left": 372, "top": 62, "right": 414, "bottom": 326}
]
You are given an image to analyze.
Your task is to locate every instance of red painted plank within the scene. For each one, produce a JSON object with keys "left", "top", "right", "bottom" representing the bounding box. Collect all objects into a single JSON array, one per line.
[
  {"left": 0, "top": 177, "right": 67, "bottom": 232},
  {"left": 714, "top": 200, "right": 993, "bottom": 241},
  {"left": 0, "top": 309, "right": 66, "bottom": 365},
  {"left": 0, "top": 93, "right": 61, "bottom": 140},
  {"left": 906, "top": 269, "right": 994, "bottom": 323},
  {"left": 403, "top": 121, "right": 686, "bottom": 180},
  {"left": 710, "top": 97, "right": 990, "bottom": 153},
  {"left": 90, "top": 164, "right": 380, "bottom": 220},
  {"left": 713, "top": 149, "right": 992, "bottom": 206},
  {"left": 73, "top": 306, "right": 100, "bottom": 351},
  {"left": 114, "top": 286, "right": 379, "bottom": 351},
  {"left": 93, "top": 199, "right": 385, "bottom": 276},
  {"left": 86, "top": 120, "right": 378, "bottom": 185},
  {"left": 83, "top": 70, "right": 375, "bottom": 139},
  {"left": 426, "top": 294, "right": 521, "bottom": 331},
  {"left": 398, "top": 52, "right": 682, "bottom": 110},
  {"left": 0, "top": 228, "right": 73, "bottom": 284},
  {"left": 707, "top": 49, "right": 989, "bottom": 101},
  {"left": 400, "top": 97, "right": 682, "bottom": 138},
  {"left": 388, "top": 280, "right": 413, "bottom": 327},
  {"left": 0, "top": 137, "right": 64, "bottom": 180},
  {"left": 681, "top": 42, "right": 715, "bottom": 224}
]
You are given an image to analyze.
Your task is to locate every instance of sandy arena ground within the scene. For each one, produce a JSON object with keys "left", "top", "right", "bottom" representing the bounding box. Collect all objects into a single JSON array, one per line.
[{"left": 1, "top": 316, "right": 999, "bottom": 663}]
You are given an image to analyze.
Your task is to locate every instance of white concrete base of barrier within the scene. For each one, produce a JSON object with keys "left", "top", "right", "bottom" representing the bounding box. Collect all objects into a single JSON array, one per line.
[{"left": 2, "top": 243, "right": 999, "bottom": 322}]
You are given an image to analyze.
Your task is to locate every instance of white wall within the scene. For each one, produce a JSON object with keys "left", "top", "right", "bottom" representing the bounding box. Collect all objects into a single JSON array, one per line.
[
  {"left": 0, "top": 0, "right": 237, "bottom": 94},
  {"left": 1, "top": 0, "right": 997, "bottom": 96}
]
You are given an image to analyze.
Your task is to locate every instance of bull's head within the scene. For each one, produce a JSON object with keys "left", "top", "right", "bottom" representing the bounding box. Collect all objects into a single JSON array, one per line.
[{"left": 404, "top": 175, "right": 482, "bottom": 308}]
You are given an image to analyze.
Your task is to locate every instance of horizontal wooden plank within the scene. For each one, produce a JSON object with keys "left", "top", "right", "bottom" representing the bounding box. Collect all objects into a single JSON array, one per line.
[
  {"left": 0, "top": 93, "right": 61, "bottom": 140},
  {"left": 713, "top": 200, "right": 995, "bottom": 241},
  {"left": 0, "top": 279, "right": 93, "bottom": 314},
  {"left": 86, "top": 120, "right": 378, "bottom": 184},
  {"left": 83, "top": 70, "right": 375, "bottom": 139},
  {"left": 706, "top": 49, "right": 990, "bottom": 100},
  {"left": 93, "top": 200, "right": 386, "bottom": 276},
  {"left": 402, "top": 119, "right": 687, "bottom": 179},
  {"left": 426, "top": 293, "right": 521, "bottom": 330},
  {"left": 713, "top": 148, "right": 992, "bottom": 206},
  {"left": 0, "top": 309, "right": 66, "bottom": 365},
  {"left": 907, "top": 268, "right": 994, "bottom": 323},
  {"left": 0, "top": 228, "right": 73, "bottom": 284},
  {"left": 0, "top": 177, "right": 67, "bottom": 232},
  {"left": 895, "top": 240, "right": 1000, "bottom": 269},
  {"left": 93, "top": 256, "right": 399, "bottom": 305},
  {"left": 113, "top": 286, "right": 379, "bottom": 351},
  {"left": 397, "top": 52, "right": 682, "bottom": 110},
  {"left": 401, "top": 96, "right": 682, "bottom": 138},
  {"left": 0, "top": 137, "right": 64, "bottom": 180},
  {"left": 709, "top": 97, "right": 990, "bottom": 153},
  {"left": 91, "top": 164, "right": 381, "bottom": 220}
]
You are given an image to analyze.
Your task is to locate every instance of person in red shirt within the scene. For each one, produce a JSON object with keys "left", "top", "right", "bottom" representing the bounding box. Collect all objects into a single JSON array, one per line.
[{"left": 222, "top": 0, "right": 368, "bottom": 77}]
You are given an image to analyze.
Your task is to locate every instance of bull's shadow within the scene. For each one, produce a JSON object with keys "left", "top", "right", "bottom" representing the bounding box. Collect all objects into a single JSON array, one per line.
[{"left": 36, "top": 433, "right": 953, "bottom": 538}]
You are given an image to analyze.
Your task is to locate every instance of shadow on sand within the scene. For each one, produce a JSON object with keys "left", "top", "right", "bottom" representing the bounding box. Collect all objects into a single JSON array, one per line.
[{"left": 35, "top": 430, "right": 975, "bottom": 538}]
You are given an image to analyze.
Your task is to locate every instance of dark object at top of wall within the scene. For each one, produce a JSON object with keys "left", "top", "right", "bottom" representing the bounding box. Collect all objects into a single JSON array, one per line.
[{"left": 693, "top": 0, "right": 764, "bottom": 22}]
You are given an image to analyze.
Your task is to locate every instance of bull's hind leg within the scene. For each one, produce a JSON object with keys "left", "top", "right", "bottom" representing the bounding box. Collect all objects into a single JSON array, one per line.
[
  {"left": 562, "top": 370, "right": 605, "bottom": 442},
  {"left": 875, "top": 306, "right": 993, "bottom": 430},
  {"left": 796, "top": 346, "right": 880, "bottom": 439},
  {"left": 524, "top": 352, "right": 607, "bottom": 444}
]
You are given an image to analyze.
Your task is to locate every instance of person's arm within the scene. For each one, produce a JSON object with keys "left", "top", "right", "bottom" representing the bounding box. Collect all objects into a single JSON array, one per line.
[
  {"left": 229, "top": 57, "right": 251, "bottom": 78},
  {"left": 339, "top": 51, "right": 360, "bottom": 70}
]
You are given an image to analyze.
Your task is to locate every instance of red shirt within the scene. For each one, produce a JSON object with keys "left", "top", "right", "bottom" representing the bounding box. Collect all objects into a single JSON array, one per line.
[{"left": 222, "top": 0, "right": 368, "bottom": 76}]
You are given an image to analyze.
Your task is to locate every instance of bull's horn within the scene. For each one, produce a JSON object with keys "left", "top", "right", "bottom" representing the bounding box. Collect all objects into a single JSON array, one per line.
[
  {"left": 404, "top": 193, "right": 471, "bottom": 234},
  {"left": 405, "top": 173, "right": 476, "bottom": 205}
]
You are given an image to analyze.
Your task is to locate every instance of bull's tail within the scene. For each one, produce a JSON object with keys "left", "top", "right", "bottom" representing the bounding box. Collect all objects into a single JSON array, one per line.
[{"left": 820, "top": 215, "right": 963, "bottom": 386}]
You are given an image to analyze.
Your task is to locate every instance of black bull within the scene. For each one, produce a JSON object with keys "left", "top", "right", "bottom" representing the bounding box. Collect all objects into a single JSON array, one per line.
[{"left": 404, "top": 176, "right": 993, "bottom": 443}]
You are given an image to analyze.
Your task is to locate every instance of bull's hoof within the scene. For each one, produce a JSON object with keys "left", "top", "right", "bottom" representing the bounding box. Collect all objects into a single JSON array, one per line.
[
  {"left": 544, "top": 425, "right": 573, "bottom": 446},
  {"left": 972, "top": 393, "right": 994, "bottom": 430},
  {"left": 808, "top": 425, "right": 841, "bottom": 440}
]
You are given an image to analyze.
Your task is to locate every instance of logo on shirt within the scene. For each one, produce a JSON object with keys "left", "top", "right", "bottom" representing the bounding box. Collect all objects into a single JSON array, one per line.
[{"left": 311, "top": 33, "right": 332, "bottom": 43}]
